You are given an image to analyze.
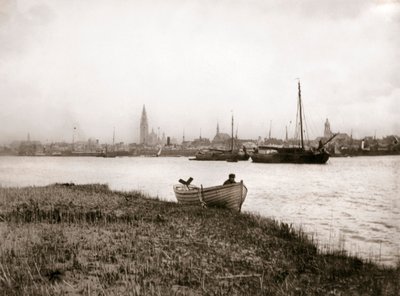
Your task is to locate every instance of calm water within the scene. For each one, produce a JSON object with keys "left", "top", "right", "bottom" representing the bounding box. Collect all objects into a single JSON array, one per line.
[{"left": 0, "top": 155, "right": 399, "bottom": 266}]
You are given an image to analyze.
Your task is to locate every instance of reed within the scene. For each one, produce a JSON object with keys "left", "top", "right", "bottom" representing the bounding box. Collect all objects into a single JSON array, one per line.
[{"left": 0, "top": 184, "right": 398, "bottom": 295}]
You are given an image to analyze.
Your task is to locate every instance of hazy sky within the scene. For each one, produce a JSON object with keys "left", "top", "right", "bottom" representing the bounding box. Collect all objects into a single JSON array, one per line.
[{"left": 0, "top": 0, "right": 399, "bottom": 144}]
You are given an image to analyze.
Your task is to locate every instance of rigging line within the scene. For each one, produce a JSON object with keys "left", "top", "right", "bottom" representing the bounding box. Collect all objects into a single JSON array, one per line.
[
  {"left": 307, "top": 111, "right": 322, "bottom": 142},
  {"left": 303, "top": 102, "right": 319, "bottom": 140},
  {"left": 302, "top": 100, "right": 310, "bottom": 144},
  {"left": 307, "top": 109, "right": 319, "bottom": 139},
  {"left": 304, "top": 117, "right": 310, "bottom": 144},
  {"left": 295, "top": 94, "right": 300, "bottom": 145}
]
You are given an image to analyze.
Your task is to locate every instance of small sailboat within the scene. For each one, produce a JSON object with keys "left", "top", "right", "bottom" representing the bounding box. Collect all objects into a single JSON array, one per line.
[
  {"left": 173, "top": 178, "right": 248, "bottom": 212},
  {"left": 101, "top": 145, "right": 117, "bottom": 158},
  {"left": 101, "top": 128, "right": 117, "bottom": 157},
  {"left": 251, "top": 81, "right": 336, "bottom": 164},
  {"left": 156, "top": 146, "right": 162, "bottom": 157}
]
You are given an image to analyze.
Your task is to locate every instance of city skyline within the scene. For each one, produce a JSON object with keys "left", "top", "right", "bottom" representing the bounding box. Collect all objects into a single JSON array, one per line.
[
  {"left": 3, "top": 109, "right": 395, "bottom": 146},
  {"left": 1, "top": 0, "right": 399, "bottom": 144}
]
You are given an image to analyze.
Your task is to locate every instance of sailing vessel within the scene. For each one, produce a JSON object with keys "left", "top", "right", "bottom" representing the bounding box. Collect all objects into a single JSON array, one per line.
[
  {"left": 251, "top": 81, "right": 336, "bottom": 164},
  {"left": 193, "top": 115, "right": 250, "bottom": 161},
  {"left": 194, "top": 148, "right": 249, "bottom": 161},
  {"left": 173, "top": 181, "right": 248, "bottom": 212},
  {"left": 155, "top": 146, "right": 162, "bottom": 157},
  {"left": 100, "top": 127, "right": 130, "bottom": 157}
]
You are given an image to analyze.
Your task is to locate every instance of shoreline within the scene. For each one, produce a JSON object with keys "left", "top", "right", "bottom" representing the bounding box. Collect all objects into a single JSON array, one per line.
[
  {"left": 0, "top": 184, "right": 399, "bottom": 295},
  {"left": 2, "top": 151, "right": 400, "bottom": 158}
]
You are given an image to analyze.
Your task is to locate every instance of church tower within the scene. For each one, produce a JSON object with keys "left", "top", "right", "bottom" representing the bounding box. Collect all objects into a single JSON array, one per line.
[
  {"left": 140, "top": 105, "right": 149, "bottom": 144},
  {"left": 324, "top": 118, "right": 332, "bottom": 138}
]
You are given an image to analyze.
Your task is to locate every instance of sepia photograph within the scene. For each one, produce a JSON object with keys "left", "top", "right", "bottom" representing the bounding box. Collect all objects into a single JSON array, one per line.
[{"left": 0, "top": 0, "right": 399, "bottom": 295}]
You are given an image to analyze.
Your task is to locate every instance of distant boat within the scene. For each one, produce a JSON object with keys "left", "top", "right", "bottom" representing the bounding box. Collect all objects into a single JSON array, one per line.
[
  {"left": 193, "top": 115, "right": 250, "bottom": 161},
  {"left": 194, "top": 148, "right": 249, "bottom": 161},
  {"left": 100, "top": 129, "right": 130, "bottom": 157},
  {"left": 251, "top": 81, "right": 336, "bottom": 164},
  {"left": 99, "top": 144, "right": 116, "bottom": 158},
  {"left": 251, "top": 145, "right": 331, "bottom": 164},
  {"left": 156, "top": 146, "right": 162, "bottom": 157},
  {"left": 226, "top": 158, "right": 238, "bottom": 162},
  {"left": 173, "top": 181, "right": 247, "bottom": 212}
]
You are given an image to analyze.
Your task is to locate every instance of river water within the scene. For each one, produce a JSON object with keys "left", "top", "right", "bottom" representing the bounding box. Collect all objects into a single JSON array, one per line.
[{"left": 0, "top": 155, "right": 399, "bottom": 266}]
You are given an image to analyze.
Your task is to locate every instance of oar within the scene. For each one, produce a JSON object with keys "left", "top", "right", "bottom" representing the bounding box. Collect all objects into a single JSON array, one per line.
[{"left": 178, "top": 177, "right": 194, "bottom": 189}]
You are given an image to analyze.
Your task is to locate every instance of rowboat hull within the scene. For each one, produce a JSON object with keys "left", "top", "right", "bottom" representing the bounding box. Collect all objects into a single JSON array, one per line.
[{"left": 173, "top": 182, "right": 248, "bottom": 212}]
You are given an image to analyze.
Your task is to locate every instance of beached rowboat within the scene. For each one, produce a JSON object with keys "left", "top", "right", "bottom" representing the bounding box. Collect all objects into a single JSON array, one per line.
[{"left": 173, "top": 181, "right": 247, "bottom": 212}]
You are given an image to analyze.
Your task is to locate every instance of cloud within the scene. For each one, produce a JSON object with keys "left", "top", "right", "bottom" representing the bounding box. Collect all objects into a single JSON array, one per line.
[
  {"left": 0, "top": 0, "right": 54, "bottom": 59},
  {"left": 293, "top": 0, "right": 372, "bottom": 20}
]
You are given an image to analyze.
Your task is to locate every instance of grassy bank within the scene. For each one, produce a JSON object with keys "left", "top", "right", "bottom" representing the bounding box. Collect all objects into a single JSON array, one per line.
[{"left": 0, "top": 184, "right": 398, "bottom": 295}]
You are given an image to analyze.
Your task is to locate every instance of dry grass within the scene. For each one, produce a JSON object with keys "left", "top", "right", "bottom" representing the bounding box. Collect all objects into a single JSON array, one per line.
[{"left": 0, "top": 183, "right": 398, "bottom": 295}]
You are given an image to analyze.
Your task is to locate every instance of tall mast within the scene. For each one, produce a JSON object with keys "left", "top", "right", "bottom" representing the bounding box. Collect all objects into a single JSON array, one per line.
[
  {"left": 350, "top": 129, "right": 353, "bottom": 145},
  {"left": 298, "top": 81, "right": 304, "bottom": 149},
  {"left": 113, "top": 127, "right": 115, "bottom": 146},
  {"left": 231, "top": 114, "right": 234, "bottom": 151},
  {"left": 285, "top": 125, "right": 288, "bottom": 142},
  {"left": 268, "top": 120, "right": 272, "bottom": 139},
  {"left": 72, "top": 127, "right": 76, "bottom": 151}
]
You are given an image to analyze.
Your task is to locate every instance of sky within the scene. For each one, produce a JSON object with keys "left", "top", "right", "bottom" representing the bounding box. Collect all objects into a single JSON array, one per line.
[{"left": 0, "top": 0, "right": 399, "bottom": 144}]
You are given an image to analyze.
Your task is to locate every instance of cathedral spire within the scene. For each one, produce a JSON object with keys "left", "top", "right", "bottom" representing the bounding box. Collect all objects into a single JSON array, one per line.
[
  {"left": 140, "top": 105, "right": 149, "bottom": 144},
  {"left": 141, "top": 105, "right": 147, "bottom": 121},
  {"left": 324, "top": 118, "right": 332, "bottom": 138}
]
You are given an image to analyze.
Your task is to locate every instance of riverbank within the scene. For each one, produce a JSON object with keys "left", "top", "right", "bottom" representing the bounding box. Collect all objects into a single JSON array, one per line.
[{"left": 0, "top": 184, "right": 398, "bottom": 295}]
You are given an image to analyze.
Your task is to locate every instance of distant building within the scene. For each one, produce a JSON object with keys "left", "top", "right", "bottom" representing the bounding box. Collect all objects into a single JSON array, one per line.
[
  {"left": 87, "top": 138, "right": 101, "bottom": 152},
  {"left": 147, "top": 128, "right": 158, "bottom": 146},
  {"left": 18, "top": 140, "right": 43, "bottom": 155},
  {"left": 334, "top": 133, "right": 351, "bottom": 142},
  {"left": 192, "top": 137, "right": 211, "bottom": 148},
  {"left": 212, "top": 123, "right": 231, "bottom": 148},
  {"left": 139, "top": 105, "right": 169, "bottom": 147},
  {"left": 324, "top": 118, "right": 333, "bottom": 138}
]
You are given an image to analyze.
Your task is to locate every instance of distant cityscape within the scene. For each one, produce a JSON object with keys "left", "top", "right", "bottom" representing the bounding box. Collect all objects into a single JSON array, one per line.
[{"left": 1, "top": 105, "right": 399, "bottom": 157}]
